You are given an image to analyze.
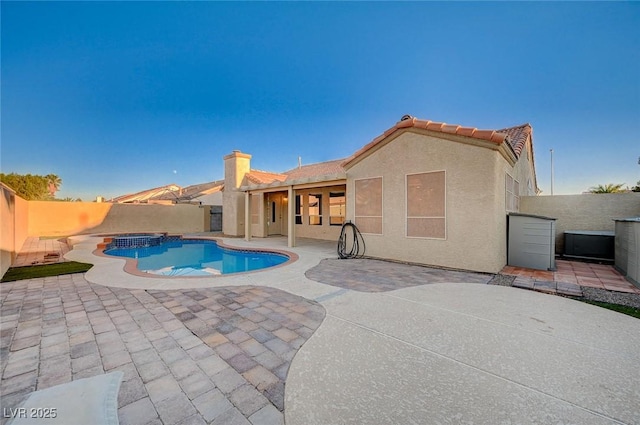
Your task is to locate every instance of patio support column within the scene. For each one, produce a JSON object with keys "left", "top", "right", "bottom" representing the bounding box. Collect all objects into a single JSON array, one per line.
[
  {"left": 288, "top": 186, "right": 295, "bottom": 247},
  {"left": 245, "top": 191, "right": 251, "bottom": 242}
]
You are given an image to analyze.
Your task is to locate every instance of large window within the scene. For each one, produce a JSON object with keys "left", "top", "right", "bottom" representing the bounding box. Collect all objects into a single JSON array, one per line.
[
  {"left": 355, "top": 177, "right": 383, "bottom": 234},
  {"left": 506, "top": 173, "right": 520, "bottom": 212},
  {"left": 406, "top": 171, "right": 446, "bottom": 239},
  {"left": 308, "top": 194, "right": 322, "bottom": 225},
  {"left": 329, "top": 192, "right": 346, "bottom": 226}
]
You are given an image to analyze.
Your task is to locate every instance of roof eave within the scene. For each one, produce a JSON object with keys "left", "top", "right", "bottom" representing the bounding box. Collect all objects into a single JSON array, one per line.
[{"left": 240, "top": 172, "right": 347, "bottom": 192}]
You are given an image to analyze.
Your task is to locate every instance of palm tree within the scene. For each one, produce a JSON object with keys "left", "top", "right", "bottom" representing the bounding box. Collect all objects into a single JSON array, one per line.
[
  {"left": 588, "top": 183, "right": 626, "bottom": 194},
  {"left": 46, "top": 174, "right": 62, "bottom": 196}
]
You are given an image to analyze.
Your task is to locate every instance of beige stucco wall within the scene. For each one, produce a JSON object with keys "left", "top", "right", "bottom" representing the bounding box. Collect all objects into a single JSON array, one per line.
[
  {"left": 28, "top": 202, "right": 207, "bottom": 236},
  {"left": 345, "top": 131, "right": 530, "bottom": 273},
  {"left": 1, "top": 185, "right": 16, "bottom": 276},
  {"left": 196, "top": 191, "right": 223, "bottom": 206},
  {"left": 520, "top": 193, "right": 640, "bottom": 254},
  {"left": 1, "top": 185, "right": 29, "bottom": 276},
  {"left": 250, "top": 193, "right": 267, "bottom": 238},
  {"left": 293, "top": 186, "right": 344, "bottom": 241},
  {"left": 223, "top": 151, "right": 251, "bottom": 236},
  {"left": 15, "top": 196, "right": 29, "bottom": 255}
]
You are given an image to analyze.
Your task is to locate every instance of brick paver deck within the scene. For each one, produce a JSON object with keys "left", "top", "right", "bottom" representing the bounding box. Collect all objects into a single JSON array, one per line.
[
  {"left": 306, "top": 258, "right": 492, "bottom": 292},
  {"left": 12, "top": 237, "right": 70, "bottom": 267},
  {"left": 502, "top": 259, "right": 640, "bottom": 295},
  {"left": 0, "top": 274, "right": 324, "bottom": 425}
]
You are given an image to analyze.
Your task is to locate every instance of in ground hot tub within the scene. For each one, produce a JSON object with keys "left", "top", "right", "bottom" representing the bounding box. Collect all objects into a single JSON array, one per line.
[{"left": 110, "top": 233, "right": 165, "bottom": 249}]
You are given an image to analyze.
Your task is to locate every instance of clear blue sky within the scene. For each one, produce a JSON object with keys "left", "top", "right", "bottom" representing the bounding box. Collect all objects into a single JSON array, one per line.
[{"left": 2, "top": 2, "right": 639, "bottom": 200}]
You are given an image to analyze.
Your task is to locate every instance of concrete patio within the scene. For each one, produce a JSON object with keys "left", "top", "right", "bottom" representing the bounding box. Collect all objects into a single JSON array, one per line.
[{"left": 1, "top": 236, "right": 639, "bottom": 424}]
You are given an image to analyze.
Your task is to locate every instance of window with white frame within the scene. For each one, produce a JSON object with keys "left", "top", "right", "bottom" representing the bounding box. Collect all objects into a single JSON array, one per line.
[
  {"left": 329, "top": 192, "right": 345, "bottom": 226},
  {"left": 355, "top": 177, "right": 383, "bottom": 234},
  {"left": 506, "top": 173, "right": 520, "bottom": 212},
  {"left": 406, "top": 171, "right": 446, "bottom": 239},
  {"left": 308, "top": 194, "right": 322, "bottom": 225}
]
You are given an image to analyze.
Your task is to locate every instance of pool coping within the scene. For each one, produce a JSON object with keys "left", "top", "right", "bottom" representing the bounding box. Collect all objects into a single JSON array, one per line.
[{"left": 93, "top": 235, "right": 299, "bottom": 279}]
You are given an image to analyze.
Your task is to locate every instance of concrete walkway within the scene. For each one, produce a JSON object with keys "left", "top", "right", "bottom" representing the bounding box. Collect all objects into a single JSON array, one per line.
[{"left": 3, "top": 235, "right": 640, "bottom": 424}]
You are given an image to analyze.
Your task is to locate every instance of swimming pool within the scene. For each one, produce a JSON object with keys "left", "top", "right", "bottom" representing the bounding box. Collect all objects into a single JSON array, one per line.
[{"left": 104, "top": 238, "right": 289, "bottom": 276}]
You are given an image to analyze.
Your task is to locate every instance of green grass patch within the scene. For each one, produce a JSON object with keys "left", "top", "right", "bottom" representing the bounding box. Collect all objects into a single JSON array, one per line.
[
  {"left": 582, "top": 300, "right": 640, "bottom": 319},
  {"left": 1, "top": 262, "right": 93, "bottom": 282}
]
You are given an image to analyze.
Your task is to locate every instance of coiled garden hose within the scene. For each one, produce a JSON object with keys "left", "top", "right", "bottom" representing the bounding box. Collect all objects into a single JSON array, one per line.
[{"left": 337, "top": 221, "right": 366, "bottom": 259}]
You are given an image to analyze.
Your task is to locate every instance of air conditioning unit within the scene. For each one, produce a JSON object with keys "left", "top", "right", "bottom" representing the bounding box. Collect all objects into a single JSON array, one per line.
[{"left": 564, "top": 231, "right": 614, "bottom": 261}]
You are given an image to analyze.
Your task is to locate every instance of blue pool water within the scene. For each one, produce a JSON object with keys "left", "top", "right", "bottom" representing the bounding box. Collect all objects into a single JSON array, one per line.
[{"left": 104, "top": 239, "right": 288, "bottom": 276}]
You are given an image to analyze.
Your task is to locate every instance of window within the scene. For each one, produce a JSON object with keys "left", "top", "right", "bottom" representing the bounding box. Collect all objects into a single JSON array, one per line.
[
  {"left": 329, "top": 192, "right": 345, "bottom": 226},
  {"left": 294, "top": 195, "right": 302, "bottom": 224},
  {"left": 406, "top": 171, "right": 446, "bottom": 239},
  {"left": 355, "top": 177, "right": 382, "bottom": 234},
  {"left": 506, "top": 173, "right": 520, "bottom": 212},
  {"left": 308, "top": 194, "right": 322, "bottom": 225}
]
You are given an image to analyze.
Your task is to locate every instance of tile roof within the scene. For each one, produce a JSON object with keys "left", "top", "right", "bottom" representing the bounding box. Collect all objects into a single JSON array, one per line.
[
  {"left": 342, "top": 115, "right": 529, "bottom": 168},
  {"left": 240, "top": 116, "right": 536, "bottom": 191},
  {"left": 498, "top": 123, "right": 532, "bottom": 157},
  {"left": 245, "top": 170, "right": 287, "bottom": 185},
  {"left": 153, "top": 180, "right": 224, "bottom": 201},
  {"left": 111, "top": 184, "right": 181, "bottom": 203},
  {"left": 283, "top": 158, "right": 346, "bottom": 181},
  {"left": 242, "top": 159, "right": 347, "bottom": 188},
  {"left": 112, "top": 181, "right": 225, "bottom": 203}
]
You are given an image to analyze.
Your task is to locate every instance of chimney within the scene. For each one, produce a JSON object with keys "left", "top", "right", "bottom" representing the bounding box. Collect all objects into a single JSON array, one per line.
[
  {"left": 223, "top": 150, "right": 252, "bottom": 190},
  {"left": 222, "top": 150, "right": 252, "bottom": 237}
]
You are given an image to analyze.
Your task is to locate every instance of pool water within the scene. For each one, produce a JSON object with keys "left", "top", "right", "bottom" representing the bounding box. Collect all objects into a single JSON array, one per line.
[{"left": 104, "top": 239, "right": 288, "bottom": 276}]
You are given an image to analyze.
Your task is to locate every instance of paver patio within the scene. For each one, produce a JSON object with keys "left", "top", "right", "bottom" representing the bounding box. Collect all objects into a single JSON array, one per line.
[
  {"left": 1, "top": 273, "right": 324, "bottom": 425},
  {"left": 1, "top": 236, "right": 639, "bottom": 424}
]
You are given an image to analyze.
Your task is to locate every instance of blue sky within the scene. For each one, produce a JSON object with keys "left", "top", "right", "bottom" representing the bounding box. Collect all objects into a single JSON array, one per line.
[{"left": 2, "top": 2, "right": 639, "bottom": 200}]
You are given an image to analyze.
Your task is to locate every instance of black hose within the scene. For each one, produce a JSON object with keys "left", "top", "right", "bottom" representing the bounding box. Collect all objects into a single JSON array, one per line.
[{"left": 337, "top": 221, "right": 366, "bottom": 259}]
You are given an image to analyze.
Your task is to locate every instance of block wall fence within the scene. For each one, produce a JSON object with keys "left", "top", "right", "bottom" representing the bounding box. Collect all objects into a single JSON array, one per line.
[
  {"left": 520, "top": 193, "right": 640, "bottom": 254},
  {"left": 1, "top": 190, "right": 209, "bottom": 277}
]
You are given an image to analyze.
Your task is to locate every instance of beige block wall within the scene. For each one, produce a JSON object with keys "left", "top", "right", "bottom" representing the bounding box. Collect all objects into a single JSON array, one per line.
[
  {"left": 346, "top": 132, "right": 510, "bottom": 273},
  {"left": 520, "top": 193, "right": 640, "bottom": 254},
  {"left": 15, "top": 196, "right": 29, "bottom": 254},
  {"left": 28, "top": 202, "right": 207, "bottom": 236},
  {"left": 1, "top": 186, "right": 30, "bottom": 276}
]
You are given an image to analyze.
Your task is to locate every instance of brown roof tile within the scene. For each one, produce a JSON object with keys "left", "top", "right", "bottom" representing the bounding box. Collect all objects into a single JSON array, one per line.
[
  {"left": 283, "top": 158, "right": 346, "bottom": 181},
  {"left": 498, "top": 123, "right": 532, "bottom": 157},
  {"left": 245, "top": 170, "right": 287, "bottom": 185}
]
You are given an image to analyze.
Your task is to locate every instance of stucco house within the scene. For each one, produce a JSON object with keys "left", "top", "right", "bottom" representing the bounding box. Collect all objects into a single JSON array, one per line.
[{"left": 222, "top": 115, "right": 539, "bottom": 273}]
